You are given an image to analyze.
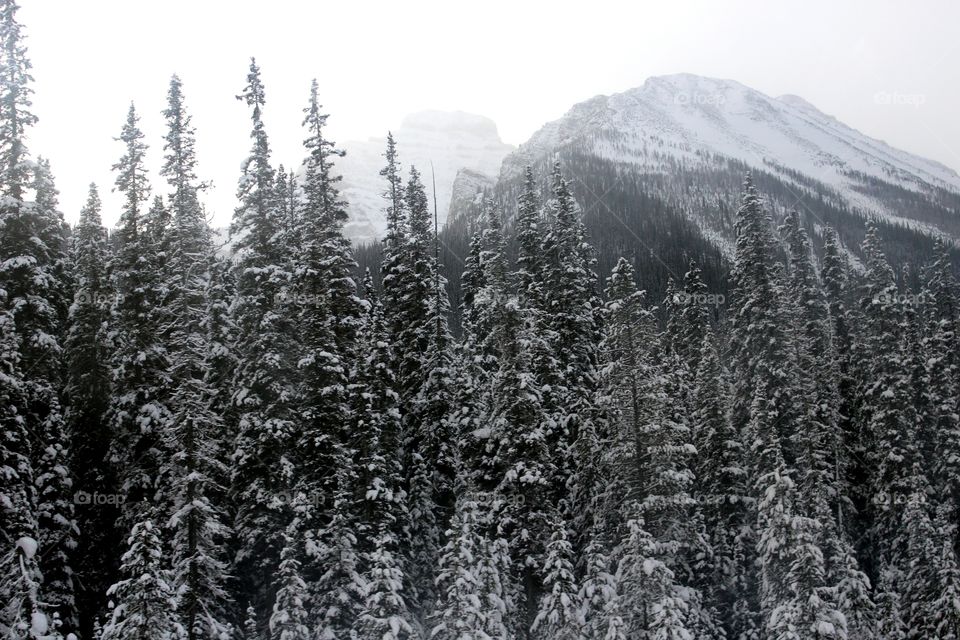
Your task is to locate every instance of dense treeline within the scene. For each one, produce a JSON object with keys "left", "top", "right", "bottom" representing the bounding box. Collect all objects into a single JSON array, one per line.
[{"left": 2, "top": 1, "right": 960, "bottom": 639}]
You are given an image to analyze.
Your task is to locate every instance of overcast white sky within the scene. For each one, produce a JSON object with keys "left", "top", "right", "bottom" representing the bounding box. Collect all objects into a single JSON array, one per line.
[{"left": 20, "top": 0, "right": 960, "bottom": 228}]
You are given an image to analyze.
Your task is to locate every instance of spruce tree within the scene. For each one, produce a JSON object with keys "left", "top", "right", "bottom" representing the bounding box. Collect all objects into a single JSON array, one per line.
[
  {"left": 921, "top": 239, "right": 960, "bottom": 505},
  {"left": 298, "top": 78, "right": 361, "bottom": 356},
  {"left": 931, "top": 503, "right": 960, "bottom": 639},
  {"left": 157, "top": 73, "right": 232, "bottom": 640},
  {"left": 577, "top": 535, "right": 625, "bottom": 640},
  {"left": 64, "top": 184, "right": 119, "bottom": 630},
  {"left": 539, "top": 162, "right": 602, "bottom": 512},
  {"left": 0, "top": 5, "right": 76, "bottom": 632},
  {"left": 291, "top": 80, "right": 359, "bottom": 633},
  {"left": 353, "top": 532, "right": 414, "bottom": 640},
  {"left": 858, "top": 225, "right": 917, "bottom": 561},
  {"left": 227, "top": 59, "right": 300, "bottom": 614},
  {"left": 0, "top": 0, "right": 36, "bottom": 202},
  {"left": 486, "top": 295, "right": 555, "bottom": 637},
  {"left": 107, "top": 103, "right": 172, "bottom": 526},
  {"left": 269, "top": 532, "right": 310, "bottom": 640},
  {"left": 615, "top": 502, "right": 694, "bottom": 639},
  {"left": 101, "top": 520, "right": 181, "bottom": 640},
  {"left": 432, "top": 495, "right": 489, "bottom": 640},
  {"left": 819, "top": 227, "right": 861, "bottom": 529},
  {"left": 513, "top": 166, "right": 545, "bottom": 310},
  {"left": 378, "top": 132, "right": 407, "bottom": 359},
  {"left": 406, "top": 219, "right": 458, "bottom": 619},
  {"left": 531, "top": 514, "right": 582, "bottom": 640},
  {"left": 599, "top": 257, "right": 653, "bottom": 513}
]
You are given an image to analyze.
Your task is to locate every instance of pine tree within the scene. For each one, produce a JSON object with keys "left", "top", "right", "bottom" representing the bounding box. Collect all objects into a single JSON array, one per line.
[
  {"left": 670, "top": 259, "right": 710, "bottom": 375},
  {"left": 615, "top": 503, "right": 693, "bottom": 640},
  {"left": 531, "top": 514, "right": 582, "bottom": 640},
  {"left": 726, "top": 176, "right": 806, "bottom": 639},
  {"left": 33, "top": 425, "right": 78, "bottom": 634},
  {"left": 692, "top": 329, "right": 750, "bottom": 637},
  {"left": 352, "top": 270, "right": 407, "bottom": 546},
  {"left": 353, "top": 533, "right": 414, "bottom": 640},
  {"left": 931, "top": 503, "right": 960, "bottom": 639},
  {"left": 290, "top": 80, "right": 362, "bottom": 634},
  {"left": 874, "top": 563, "right": 908, "bottom": 640},
  {"left": 406, "top": 217, "right": 458, "bottom": 619},
  {"left": 243, "top": 606, "right": 260, "bottom": 640},
  {"left": 921, "top": 239, "right": 960, "bottom": 505},
  {"left": 513, "top": 166, "right": 545, "bottom": 311},
  {"left": 0, "top": 0, "right": 37, "bottom": 202},
  {"left": 392, "top": 166, "right": 433, "bottom": 397},
  {"left": 0, "top": 298, "right": 40, "bottom": 636},
  {"left": 819, "top": 227, "right": 860, "bottom": 531},
  {"left": 577, "top": 535, "right": 625, "bottom": 640},
  {"left": 269, "top": 532, "right": 310, "bottom": 640},
  {"left": 476, "top": 532, "right": 512, "bottom": 640},
  {"left": 298, "top": 78, "right": 361, "bottom": 356},
  {"left": 101, "top": 520, "right": 181, "bottom": 640},
  {"left": 539, "top": 162, "right": 602, "bottom": 511},
  {"left": 107, "top": 103, "right": 172, "bottom": 526},
  {"left": 431, "top": 495, "right": 489, "bottom": 640},
  {"left": 202, "top": 257, "right": 237, "bottom": 419},
  {"left": 830, "top": 535, "right": 876, "bottom": 640},
  {"left": 308, "top": 481, "right": 364, "bottom": 640},
  {"left": 728, "top": 175, "right": 796, "bottom": 460},
  {"left": 600, "top": 257, "right": 653, "bottom": 513},
  {"left": 23, "top": 157, "right": 77, "bottom": 636},
  {"left": 858, "top": 225, "right": 916, "bottom": 560},
  {"left": 459, "top": 226, "right": 486, "bottom": 337},
  {"left": 470, "top": 199, "right": 509, "bottom": 368},
  {"left": 227, "top": 59, "right": 300, "bottom": 613},
  {"left": 314, "top": 273, "right": 402, "bottom": 639},
  {"left": 378, "top": 132, "right": 407, "bottom": 359},
  {"left": 0, "top": 5, "right": 76, "bottom": 632},
  {"left": 781, "top": 211, "right": 844, "bottom": 517},
  {"left": 31, "top": 157, "right": 70, "bottom": 335},
  {"left": 155, "top": 73, "right": 232, "bottom": 640},
  {"left": 486, "top": 297, "right": 555, "bottom": 636},
  {"left": 900, "top": 476, "right": 940, "bottom": 640},
  {"left": 63, "top": 184, "right": 118, "bottom": 630}
]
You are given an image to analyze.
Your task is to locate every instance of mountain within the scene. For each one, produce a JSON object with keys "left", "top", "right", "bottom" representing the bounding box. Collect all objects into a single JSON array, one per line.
[
  {"left": 430, "top": 74, "right": 960, "bottom": 324},
  {"left": 497, "top": 73, "right": 960, "bottom": 242},
  {"left": 337, "top": 110, "right": 514, "bottom": 243}
]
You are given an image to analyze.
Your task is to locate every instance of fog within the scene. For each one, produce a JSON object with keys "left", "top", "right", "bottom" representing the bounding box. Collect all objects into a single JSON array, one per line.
[{"left": 22, "top": 0, "right": 960, "bottom": 227}]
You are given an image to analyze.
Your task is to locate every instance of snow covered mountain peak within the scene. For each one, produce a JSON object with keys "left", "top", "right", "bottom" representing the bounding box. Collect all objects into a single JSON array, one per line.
[{"left": 502, "top": 73, "right": 960, "bottom": 236}]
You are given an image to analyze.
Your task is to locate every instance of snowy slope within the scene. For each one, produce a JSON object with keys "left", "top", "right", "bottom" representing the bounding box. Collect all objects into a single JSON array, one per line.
[
  {"left": 338, "top": 111, "right": 514, "bottom": 243},
  {"left": 501, "top": 74, "right": 960, "bottom": 235}
]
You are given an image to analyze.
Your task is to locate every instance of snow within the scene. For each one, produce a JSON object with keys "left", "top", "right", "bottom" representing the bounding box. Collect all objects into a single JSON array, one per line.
[
  {"left": 30, "top": 612, "right": 48, "bottom": 636},
  {"left": 16, "top": 536, "right": 38, "bottom": 559}
]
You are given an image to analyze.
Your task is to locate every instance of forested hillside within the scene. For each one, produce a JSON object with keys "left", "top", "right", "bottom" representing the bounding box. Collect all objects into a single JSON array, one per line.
[{"left": 2, "top": 1, "right": 960, "bottom": 639}]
